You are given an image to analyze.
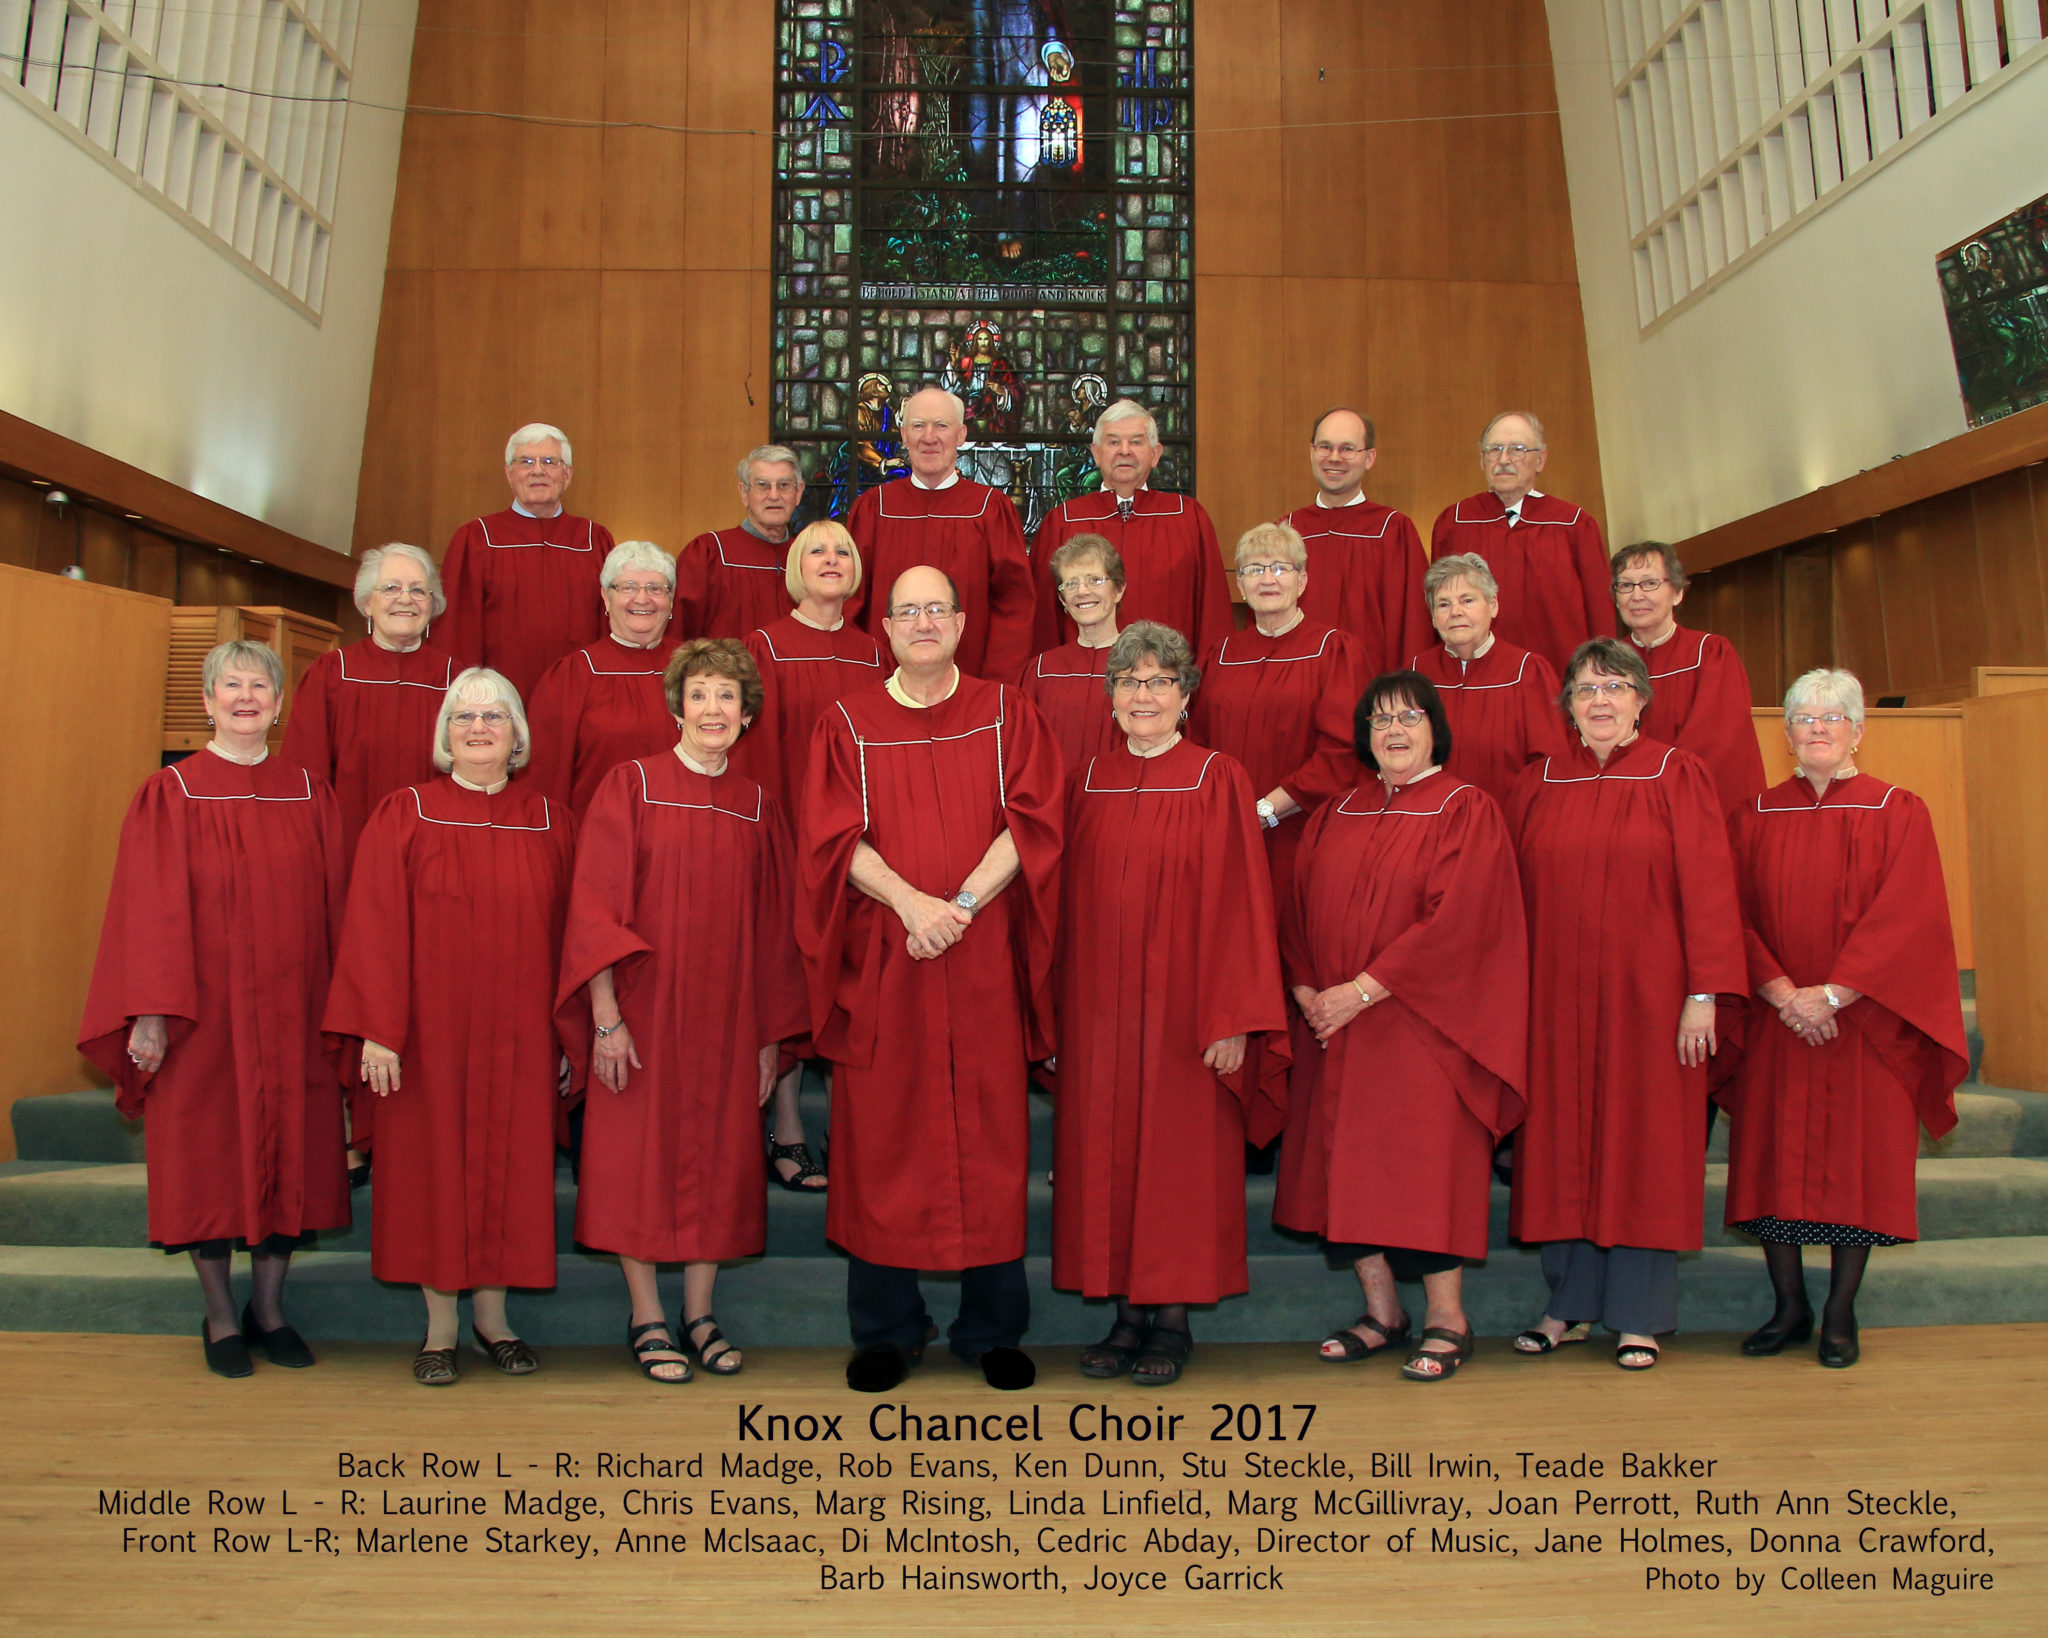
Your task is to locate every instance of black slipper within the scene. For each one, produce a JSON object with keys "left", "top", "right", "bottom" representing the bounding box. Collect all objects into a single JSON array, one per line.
[
  {"left": 979, "top": 1346, "right": 1035, "bottom": 1391},
  {"left": 847, "top": 1343, "right": 908, "bottom": 1394}
]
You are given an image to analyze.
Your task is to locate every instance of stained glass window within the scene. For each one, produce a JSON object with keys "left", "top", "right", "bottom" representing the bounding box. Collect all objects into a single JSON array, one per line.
[
  {"left": 773, "top": 0, "right": 1193, "bottom": 537},
  {"left": 1938, "top": 191, "right": 2048, "bottom": 430}
]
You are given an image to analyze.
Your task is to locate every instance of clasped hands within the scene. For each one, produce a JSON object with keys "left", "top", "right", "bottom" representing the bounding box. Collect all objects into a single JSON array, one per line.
[
  {"left": 1761, "top": 980, "right": 1853, "bottom": 1047},
  {"left": 1292, "top": 976, "right": 1388, "bottom": 1046},
  {"left": 897, "top": 890, "right": 973, "bottom": 960}
]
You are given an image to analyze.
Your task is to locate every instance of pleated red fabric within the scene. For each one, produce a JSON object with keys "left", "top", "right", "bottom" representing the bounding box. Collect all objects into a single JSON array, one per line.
[
  {"left": 1281, "top": 499, "right": 1433, "bottom": 677},
  {"left": 1018, "top": 640, "right": 1120, "bottom": 777},
  {"left": 1430, "top": 493, "right": 1612, "bottom": 677},
  {"left": 437, "top": 509, "right": 612, "bottom": 701},
  {"left": 736, "top": 614, "right": 886, "bottom": 821},
  {"left": 1051, "top": 739, "right": 1289, "bottom": 1303},
  {"left": 1506, "top": 738, "right": 1747, "bottom": 1251},
  {"left": 1722, "top": 775, "right": 1966, "bottom": 1238},
  {"left": 556, "top": 756, "right": 810, "bottom": 1262},
  {"left": 674, "top": 527, "right": 792, "bottom": 640},
  {"left": 1275, "top": 771, "right": 1528, "bottom": 1258},
  {"left": 524, "top": 636, "right": 682, "bottom": 817},
  {"left": 1408, "top": 639, "right": 1569, "bottom": 808},
  {"left": 1633, "top": 625, "right": 1769, "bottom": 816},
  {"left": 846, "top": 479, "right": 1037, "bottom": 680},
  {"left": 322, "top": 779, "right": 575, "bottom": 1290},
  {"left": 1032, "top": 490, "right": 1233, "bottom": 658},
  {"left": 78, "top": 753, "right": 349, "bottom": 1247}
]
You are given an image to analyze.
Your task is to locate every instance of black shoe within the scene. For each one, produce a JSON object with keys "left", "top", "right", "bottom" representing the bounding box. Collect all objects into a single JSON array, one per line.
[
  {"left": 348, "top": 1158, "right": 371, "bottom": 1189},
  {"left": 847, "top": 1343, "right": 909, "bottom": 1393},
  {"left": 979, "top": 1346, "right": 1035, "bottom": 1391},
  {"left": 203, "top": 1320, "right": 253, "bottom": 1379},
  {"left": 1818, "top": 1327, "right": 1860, "bottom": 1369},
  {"left": 1740, "top": 1311, "right": 1814, "bottom": 1356},
  {"left": 241, "top": 1301, "right": 316, "bottom": 1368}
]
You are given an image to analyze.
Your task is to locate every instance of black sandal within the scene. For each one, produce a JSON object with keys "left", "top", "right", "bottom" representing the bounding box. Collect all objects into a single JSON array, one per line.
[
  {"left": 1513, "top": 1319, "right": 1592, "bottom": 1354},
  {"left": 412, "top": 1343, "right": 458, "bottom": 1387},
  {"left": 682, "top": 1313, "right": 744, "bottom": 1376},
  {"left": 1401, "top": 1326, "right": 1475, "bottom": 1382},
  {"left": 472, "top": 1325, "right": 539, "bottom": 1375},
  {"left": 767, "top": 1134, "right": 827, "bottom": 1192},
  {"left": 1131, "top": 1325, "right": 1192, "bottom": 1385},
  {"left": 1319, "top": 1312, "right": 1410, "bottom": 1362},
  {"left": 627, "top": 1319, "right": 692, "bottom": 1384},
  {"left": 1078, "top": 1318, "right": 1147, "bottom": 1379}
]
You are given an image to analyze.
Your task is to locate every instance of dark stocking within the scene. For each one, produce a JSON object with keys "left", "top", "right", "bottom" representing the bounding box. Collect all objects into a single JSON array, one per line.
[
  {"left": 1147, "top": 1301, "right": 1189, "bottom": 1340},
  {"left": 192, "top": 1251, "right": 237, "bottom": 1342},
  {"left": 1822, "top": 1244, "right": 1869, "bottom": 1346},
  {"left": 250, "top": 1251, "right": 292, "bottom": 1332},
  {"left": 1761, "top": 1242, "right": 1811, "bottom": 1328}
]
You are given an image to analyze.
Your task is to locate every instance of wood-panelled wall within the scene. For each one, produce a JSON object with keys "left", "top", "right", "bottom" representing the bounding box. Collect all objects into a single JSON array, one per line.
[
  {"left": 1963, "top": 687, "right": 2048, "bottom": 1092},
  {"left": 354, "top": 0, "right": 1603, "bottom": 563}
]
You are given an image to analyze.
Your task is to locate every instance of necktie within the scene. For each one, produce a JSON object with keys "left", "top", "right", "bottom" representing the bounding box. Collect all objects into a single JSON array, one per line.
[
  {"left": 1504, "top": 505, "right": 1520, "bottom": 528},
  {"left": 1117, "top": 495, "right": 1135, "bottom": 523}
]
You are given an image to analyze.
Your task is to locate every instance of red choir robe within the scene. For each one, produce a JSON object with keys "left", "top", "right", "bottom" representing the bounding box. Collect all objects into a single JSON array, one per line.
[
  {"left": 674, "top": 526, "right": 792, "bottom": 640},
  {"left": 1051, "top": 739, "right": 1289, "bottom": 1304},
  {"left": 524, "top": 636, "right": 682, "bottom": 817},
  {"left": 322, "top": 779, "right": 576, "bottom": 1290},
  {"left": 1633, "top": 625, "right": 1768, "bottom": 816},
  {"left": 282, "top": 639, "right": 456, "bottom": 864},
  {"left": 1281, "top": 498, "right": 1433, "bottom": 676},
  {"left": 846, "top": 478, "right": 1036, "bottom": 680},
  {"left": 1275, "top": 771, "right": 1528, "bottom": 1259},
  {"left": 1505, "top": 738, "right": 1748, "bottom": 1251},
  {"left": 1430, "top": 492, "right": 1612, "bottom": 677},
  {"left": 1018, "top": 641, "right": 1120, "bottom": 777},
  {"left": 799, "top": 673, "right": 1064, "bottom": 1268},
  {"left": 1723, "top": 776, "right": 1966, "bottom": 1239},
  {"left": 436, "top": 509, "right": 613, "bottom": 701},
  {"left": 555, "top": 756, "right": 810, "bottom": 1262},
  {"left": 1032, "top": 490, "right": 1233, "bottom": 658},
  {"left": 77, "top": 753, "right": 348, "bottom": 1248},
  {"left": 1409, "top": 638, "right": 1569, "bottom": 808},
  {"left": 736, "top": 614, "right": 886, "bottom": 821}
]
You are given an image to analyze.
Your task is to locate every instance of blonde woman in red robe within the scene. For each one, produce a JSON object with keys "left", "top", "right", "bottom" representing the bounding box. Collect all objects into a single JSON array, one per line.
[
  {"left": 1506, "top": 638, "right": 1747, "bottom": 1370},
  {"left": 1019, "top": 534, "right": 1127, "bottom": 777},
  {"left": 1725, "top": 669, "right": 1967, "bottom": 1368},
  {"left": 1052, "top": 621, "right": 1288, "bottom": 1386},
  {"left": 80, "top": 640, "right": 348, "bottom": 1378},
  {"left": 558, "top": 640, "right": 810, "bottom": 1383},
  {"left": 323, "top": 668, "right": 577, "bottom": 1386},
  {"left": 1279, "top": 672, "right": 1528, "bottom": 1381}
]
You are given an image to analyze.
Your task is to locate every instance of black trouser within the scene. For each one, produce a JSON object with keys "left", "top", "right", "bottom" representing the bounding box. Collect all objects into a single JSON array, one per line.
[
  {"left": 846, "top": 1255, "right": 1029, "bottom": 1361},
  {"left": 1540, "top": 1240, "right": 1678, "bottom": 1336}
]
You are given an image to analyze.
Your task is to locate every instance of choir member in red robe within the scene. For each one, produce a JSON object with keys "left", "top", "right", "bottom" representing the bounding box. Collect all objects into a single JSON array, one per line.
[
  {"left": 800, "top": 566, "right": 1064, "bottom": 1393},
  {"left": 557, "top": 641, "right": 811, "bottom": 1382},
  {"left": 1611, "top": 542, "right": 1767, "bottom": 816},
  {"left": 79, "top": 641, "right": 347, "bottom": 1377},
  {"left": 1053, "top": 623, "right": 1288, "bottom": 1384},
  {"left": 436, "top": 423, "right": 613, "bottom": 701},
  {"left": 1430, "top": 411, "right": 1611, "bottom": 676},
  {"left": 524, "top": 541, "right": 681, "bottom": 817},
  {"left": 323, "top": 667, "right": 576, "bottom": 1387},
  {"left": 846, "top": 387, "right": 1036, "bottom": 681},
  {"left": 1279, "top": 407, "right": 1432, "bottom": 674},
  {"left": 673, "top": 445, "right": 806, "bottom": 639},
  {"left": 1019, "top": 534, "right": 1126, "bottom": 777},
  {"left": 1408, "top": 552, "right": 1567, "bottom": 806},
  {"left": 1506, "top": 638, "right": 1747, "bottom": 1369},
  {"left": 1725, "top": 670, "right": 1967, "bottom": 1369},
  {"left": 1031, "top": 400, "right": 1232, "bottom": 658},
  {"left": 1279, "top": 672, "right": 1528, "bottom": 1381}
]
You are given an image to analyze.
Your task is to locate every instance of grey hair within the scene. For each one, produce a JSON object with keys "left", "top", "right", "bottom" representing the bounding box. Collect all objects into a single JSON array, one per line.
[
  {"left": 1480, "top": 409, "right": 1547, "bottom": 449},
  {"left": 1424, "top": 552, "right": 1498, "bottom": 603},
  {"left": 737, "top": 444, "right": 805, "bottom": 487},
  {"left": 600, "top": 539, "right": 678, "bottom": 592},
  {"left": 1611, "top": 540, "right": 1689, "bottom": 592},
  {"left": 785, "top": 519, "right": 863, "bottom": 604},
  {"left": 353, "top": 542, "right": 446, "bottom": 619},
  {"left": 1103, "top": 620, "right": 1200, "bottom": 704},
  {"left": 1093, "top": 397, "right": 1160, "bottom": 448},
  {"left": 201, "top": 639, "right": 283, "bottom": 697},
  {"left": 1784, "top": 668, "right": 1866, "bottom": 726},
  {"left": 1560, "top": 636, "right": 1653, "bottom": 712},
  {"left": 902, "top": 385, "right": 967, "bottom": 424},
  {"left": 433, "top": 667, "right": 531, "bottom": 773},
  {"left": 504, "top": 422, "right": 572, "bottom": 465},
  {"left": 1234, "top": 519, "right": 1308, "bottom": 570}
]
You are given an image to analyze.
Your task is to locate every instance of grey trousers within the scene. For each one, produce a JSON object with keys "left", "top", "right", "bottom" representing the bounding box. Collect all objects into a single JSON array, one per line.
[{"left": 1540, "top": 1240, "right": 1678, "bottom": 1336}]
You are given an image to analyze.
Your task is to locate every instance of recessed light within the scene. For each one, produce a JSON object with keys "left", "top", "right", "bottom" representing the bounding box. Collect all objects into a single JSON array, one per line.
[{"left": 124, "top": 513, "right": 143, "bottom": 520}]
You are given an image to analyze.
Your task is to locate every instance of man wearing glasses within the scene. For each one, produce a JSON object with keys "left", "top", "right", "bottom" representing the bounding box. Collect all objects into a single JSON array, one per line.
[
  {"left": 1430, "top": 411, "right": 1612, "bottom": 676},
  {"left": 436, "top": 422, "right": 614, "bottom": 701},
  {"left": 847, "top": 388, "right": 1037, "bottom": 681},
  {"left": 674, "top": 446, "right": 808, "bottom": 640},
  {"left": 799, "top": 566, "right": 1064, "bottom": 1396},
  {"left": 1279, "top": 407, "right": 1433, "bottom": 676},
  {"left": 1031, "top": 398, "right": 1232, "bottom": 659}
]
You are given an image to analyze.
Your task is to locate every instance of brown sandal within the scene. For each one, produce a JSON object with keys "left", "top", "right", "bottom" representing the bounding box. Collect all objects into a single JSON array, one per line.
[
  {"left": 472, "top": 1326, "right": 539, "bottom": 1375},
  {"left": 1319, "top": 1312, "right": 1410, "bottom": 1362},
  {"left": 1400, "top": 1326, "right": 1475, "bottom": 1381},
  {"left": 412, "top": 1343, "right": 458, "bottom": 1387}
]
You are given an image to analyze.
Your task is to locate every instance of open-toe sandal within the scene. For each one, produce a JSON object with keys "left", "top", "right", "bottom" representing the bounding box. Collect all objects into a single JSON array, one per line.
[
  {"left": 1400, "top": 1326, "right": 1475, "bottom": 1382},
  {"left": 683, "top": 1313, "right": 744, "bottom": 1376},
  {"left": 767, "top": 1135, "right": 827, "bottom": 1193},
  {"left": 628, "top": 1319, "right": 692, "bottom": 1384},
  {"left": 1513, "top": 1319, "right": 1592, "bottom": 1354},
  {"left": 472, "top": 1326, "right": 539, "bottom": 1375},
  {"left": 1320, "top": 1312, "right": 1410, "bottom": 1362},
  {"left": 1078, "top": 1319, "right": 1147, "bottom": 1379},
  {"left": 412, "top": 1343, "right": 458, "bottom": 1387},
  {"left": 1131, "top": 1326, "right": 1192, "bottom": 1385},
  {"left": 1615, "top": 1341, "right": 1661, "bottom": 1371}
]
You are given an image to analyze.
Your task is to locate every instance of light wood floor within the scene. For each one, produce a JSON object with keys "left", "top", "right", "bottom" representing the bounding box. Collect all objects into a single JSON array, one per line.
[{"left": 3, "top": 1327, "right": 2041, "bottom": 1635}]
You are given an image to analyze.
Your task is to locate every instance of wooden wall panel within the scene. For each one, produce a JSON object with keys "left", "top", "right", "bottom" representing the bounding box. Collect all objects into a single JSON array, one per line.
[
  {"left": 1962, "top": 689, "right": 2048, "bottom": 1089},
  {"left": 601, "top": 2, "right": 694, "bottom": 268},
  {"left": 1193, "top": 0, "right": 1283, "bottom": 279},
  {"left": 1973, "top": 467, "right": 2048, "bottom": 666},
  {"left": 1830, "top": 521, "right": 1888, "bottom": 692}
]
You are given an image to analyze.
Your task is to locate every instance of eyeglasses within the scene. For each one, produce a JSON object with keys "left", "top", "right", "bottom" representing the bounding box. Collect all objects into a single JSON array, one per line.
[
  {"left": 609, "top": 581, "right": 672, "bottom": 598},
  {"left": 450, "top": 710, "right": 511, "bottom": 728},
  {"left": 1789, "top": 713, "right": 1852, "bottom": 727},
  {"left": 1111, "top": 674, "right": 1181, "bottom": 695},
  {"left": 510, "top": 455, "right": 564, "bottom": 469},
  {"left": 902, "top": 419, "right": 959, "bottom": 434},
  {"left": 1059, "top": 575, "right": 1111, "bottom": 594},
  {"left": 1570, "top": 680, "right": 1636, "bottom": 699},
  {"left": 886, "top": 601, "right": 961, "bottom": 622},
  {"left": 1480, "top": 443, "right": 1542, "bottom": 460},
  {"left": 1614, "top": 577, "right": 1669, "bottom": 594},
  {"left": 373, "top": 583, "right": 429, "bottom": 602},
  {"left": 746, "top": 477, "right": 802, "bottom": 494},
  {"left": 1236, "top": 562, "right": 1300, "bottom": 581},
  {"left": 1311, "top": 442, "right": 1368, "bottom": 459},
  {"left": 1367, "top": 709, "right": 1428, "bottom": 730}
]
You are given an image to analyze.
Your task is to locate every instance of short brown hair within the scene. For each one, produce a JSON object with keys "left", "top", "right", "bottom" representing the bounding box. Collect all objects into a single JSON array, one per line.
[
  {"left": 1559, "top": 636, "right": 1653, "bottom": 712},
  {"left": 1610, "top": 540, "right": 1688, "bottom": 592},
  {"left": 664, "top": 638, "right": 764, "bottom": 731},
  {"left": 1049, "top": 533, "right": 1126, "bottom": 591}
]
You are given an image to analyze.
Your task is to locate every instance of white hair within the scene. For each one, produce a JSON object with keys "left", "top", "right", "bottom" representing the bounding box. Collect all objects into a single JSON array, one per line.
[
  {"left": 1424, "top": 552, "right": 1498, "bottom": 603},
  {"left": 1783, "top": 668, "right": 1866, "bottom": 726},
  {"left": 504, "top": 422, "right": 573, "bottom": 465},
  {"left": 600, "top": 539, "right": 677, "bottom": 592},
  {"left": 1479, "top": 410, "right": 1546, "bottom": 448},
  {"left": 353, "top": 542, "right": 446, "bottom": 619},
  {"left": 433, "top": 667, "right": 531, "bottom": 772},
  {"left": 737, "top": 445, "right": 804, "bottom": 486},
  {"left": 1093, "top": 398, "right": 1160, "bottom": 448},
  {"left": 201, "top": 639, "right": 282, "bottom": 697},
  {"left": 902, "top": 386, "right": 967, "bottom": 424}
]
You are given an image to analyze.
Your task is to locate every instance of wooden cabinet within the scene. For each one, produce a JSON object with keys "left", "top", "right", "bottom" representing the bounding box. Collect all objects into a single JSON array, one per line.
[{"left": 163, "top": 606, "right": 340, "bottom": 751}]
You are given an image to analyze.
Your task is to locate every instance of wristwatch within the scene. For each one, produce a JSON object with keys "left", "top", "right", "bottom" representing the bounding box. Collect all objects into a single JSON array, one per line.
[
  {"left": 1821, "top": 984, "right": 1843, "bottom": 1010},
  {"left": 1685, "top": 993, "right": 1714, "bottom": 1003},
  {"left": 953, "top": 888, "right": 979, "bottom": 917},
  {"left": 1256, "top": 798, "right": 1279, "bottom": 830}
]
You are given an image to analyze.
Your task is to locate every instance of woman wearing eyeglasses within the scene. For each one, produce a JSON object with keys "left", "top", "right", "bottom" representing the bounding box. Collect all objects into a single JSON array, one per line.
[
  {"left": 1019, "top": 534, "right": 1128, "bottom": 776},
  {"left": 323, "top": 668, "right": 578, "bottom": 1386},
  {"left": 1051, "top": 622, "right": 1288, "bottom": 1385},
  {"left": 1505, "top": 637, "right": 1746, "bottom": 1370},
  {"left": 523, "top": 541, "right": 682, "bottom": 817},
  {"left": 1722, "top": 670, "right": 1966, "bottom": 1368},
  {"left": 1277, "top": 672, "right": 1528, "bottom": 1381},
  {"left": 1610, "top": 542, "right": 1766, "bottom": 816}
]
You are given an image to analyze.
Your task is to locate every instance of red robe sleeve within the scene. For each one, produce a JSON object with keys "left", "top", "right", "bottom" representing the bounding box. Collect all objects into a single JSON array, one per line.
[
  {"left": 1194, "top": 754, "right": 1292, "bottom": 1143},
  {"left": 281, "top": 653, "right": 335, "bottom": 789},
  {"left": 983, "top": 499, "right": 1039, "bottom": 684},
  {"left": 521, "top": 654, "right": 582, "bottom": 807},
  {"left": 753, "top": 796, "right": 812, "bottom": 1045},
  {"left": 436, "top": 521, "right": 486, "bottom": 673},
  {"left": 797, "top": 709, "right": 880, "bottom": 1065},
  {"left": 1677, "top": 635, "right": 1768, "bottom": 814},
  {"left": 1666, "top": 750, "right": 1749, "bottom": 1000},
  {"left": 1574, "top": 512, "right": 1612, "bottom": 653},
  {"left": 552, "top": 765, "right": 655, "bottom": 1090},
  {"left": 673, "top": 532, "right": 713, "bottom": 640},
  {"left": 998, "top": 688, "right": 1067, "bottom": 1061},
  {"left": 1274, "top": 630, "right": 1367, "bottom": 813},
  {"left": 322, "top": 791, "right": 419, "bottom": 1061},
  {"left": 1520, "top": 652, "right": 1570, "bottom": 766},
  {"left": 1189, "top": 503, "right": 1235, "bottom": 660},
  {"left": 1386, "top": 511, "right": 1434, "bottom": 676}
]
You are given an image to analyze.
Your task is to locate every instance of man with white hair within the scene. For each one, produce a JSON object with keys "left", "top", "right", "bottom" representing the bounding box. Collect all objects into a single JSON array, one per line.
[
  {"left": 676, "top": 446, "right": 808, "bottom": 640},
  {"left": 847, "top": 387, "right": 1036, "bottom": 680},
  {"left": 437, "top": 423, "right": 615, "bottom": 701},
  {"left": 1430, "top": 410, "right": 1611, "bottom": 676},
  {"left": 1279, "top": 407, "right": 1432, "bottom": 676},
  {"left": 1032, "top": 398, "right": 1232, "bottom": 658}
]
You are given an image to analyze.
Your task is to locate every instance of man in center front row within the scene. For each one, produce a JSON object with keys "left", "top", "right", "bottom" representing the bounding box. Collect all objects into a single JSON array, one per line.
[{"left": 799, "top": 565, "right": 1065, "bottom": 1394}]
